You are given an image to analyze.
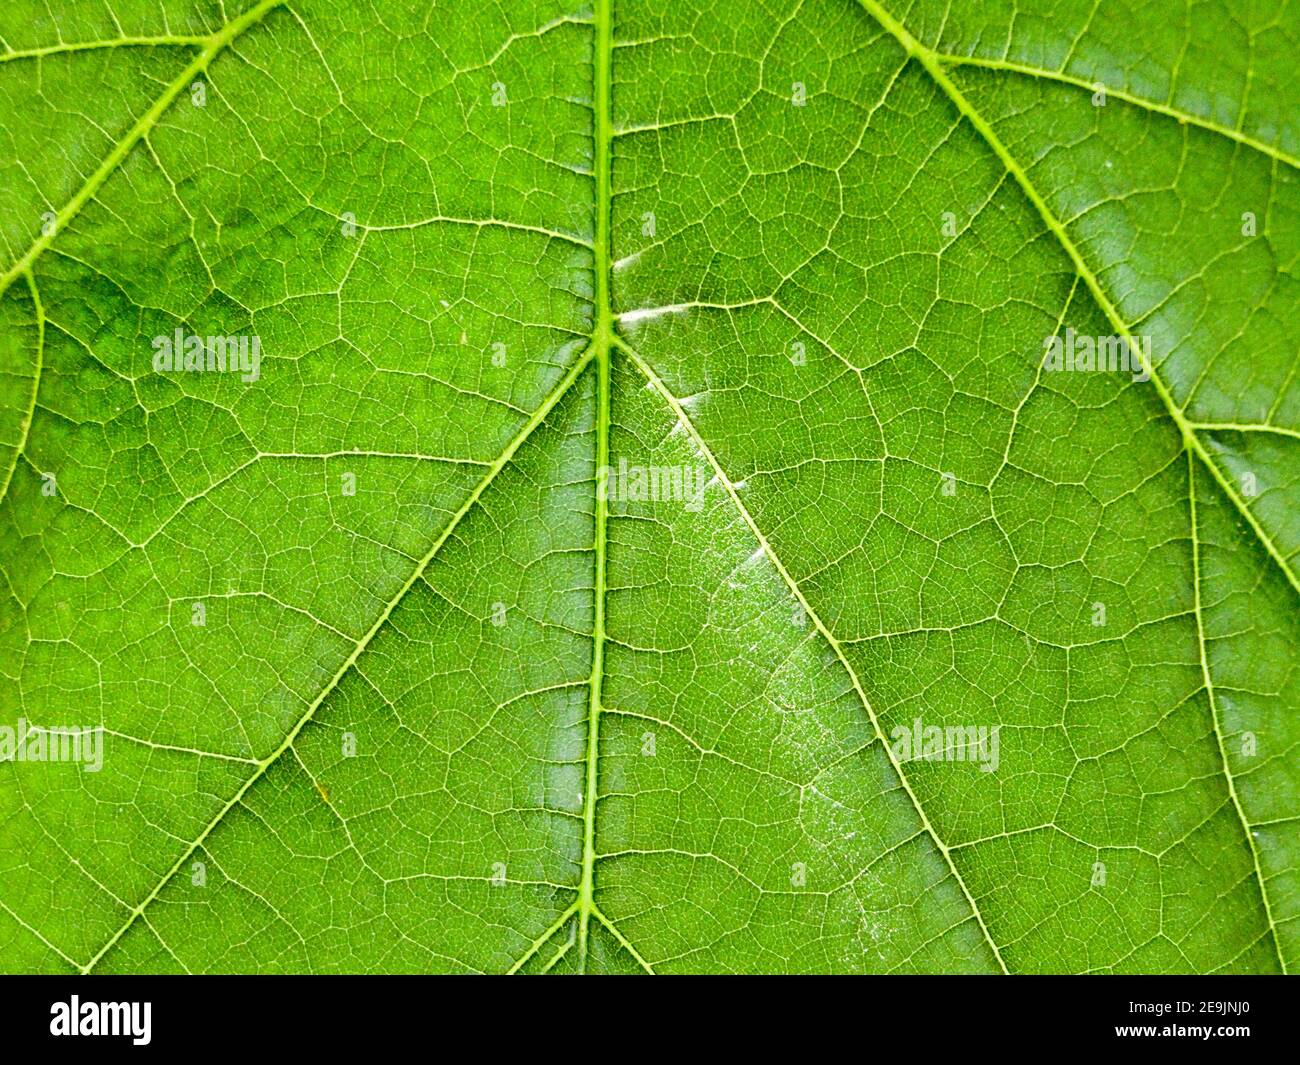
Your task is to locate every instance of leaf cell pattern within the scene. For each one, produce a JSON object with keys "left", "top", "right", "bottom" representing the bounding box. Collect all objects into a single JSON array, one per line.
[{"left": 0, "top": 0, "right": 1297, "bottom": 974}]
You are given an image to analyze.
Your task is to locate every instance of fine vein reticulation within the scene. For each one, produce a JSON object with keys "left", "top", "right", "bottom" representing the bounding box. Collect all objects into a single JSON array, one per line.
[{"left": 0, "top": 0, "right": 1296, "bottom": 975}]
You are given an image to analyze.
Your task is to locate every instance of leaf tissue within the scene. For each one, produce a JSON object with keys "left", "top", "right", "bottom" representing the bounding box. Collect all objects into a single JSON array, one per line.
[{"left": 0, "top": 0, "right": 1297, "bottom": 975}]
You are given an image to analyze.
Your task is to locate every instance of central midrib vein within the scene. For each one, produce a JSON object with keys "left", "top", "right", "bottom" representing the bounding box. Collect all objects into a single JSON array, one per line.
[{"left": 576, "top": 0, "right": 615, "bottom": 974}]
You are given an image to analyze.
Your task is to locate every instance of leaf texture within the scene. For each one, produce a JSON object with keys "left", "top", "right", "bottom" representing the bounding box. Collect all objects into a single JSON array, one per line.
[{"left": 0, "top": 0, "right": 1297, "bottom": 974}]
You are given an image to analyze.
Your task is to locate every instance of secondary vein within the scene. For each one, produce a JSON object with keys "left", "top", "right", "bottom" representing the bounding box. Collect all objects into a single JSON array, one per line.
[
  {"left": 856, "top": 0, "right": 1300, "bottom": 605},
  {"left": 81, "top": 345, "right": 596, "bottom": 973},
  {"left": 615, "top": 334, "right": 1011, "bottom": 975},
  {"left": 0, "top": 0, "right": 286, "bottom": 301},
  {"left": 0, "top": 270, "right": 44, "bottom": 507},
  {"left": 1186, "top": 449, "right": 1287, "bottom": 972},
  {"left": 860, "top": 0, "right": 1297, "bottom": 970},
  {"left": 933, "top": 51, "right": 1300, "bottom": 173}
]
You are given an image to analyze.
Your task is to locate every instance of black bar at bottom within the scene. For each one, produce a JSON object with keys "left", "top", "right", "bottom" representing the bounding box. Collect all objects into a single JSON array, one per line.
[{"left": 0, "top": 973, "right": 1287, "bottom": 1054}]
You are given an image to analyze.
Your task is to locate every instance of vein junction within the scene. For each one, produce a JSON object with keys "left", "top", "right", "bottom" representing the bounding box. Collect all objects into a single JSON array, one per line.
[{"left": 4, "top": 0, "right": 1293, "bottom": 975}]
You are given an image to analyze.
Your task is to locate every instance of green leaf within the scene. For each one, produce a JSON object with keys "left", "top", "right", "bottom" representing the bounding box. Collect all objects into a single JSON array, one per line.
[{"left": 0, "top": 0, "right": 1296, "bottom": 975}]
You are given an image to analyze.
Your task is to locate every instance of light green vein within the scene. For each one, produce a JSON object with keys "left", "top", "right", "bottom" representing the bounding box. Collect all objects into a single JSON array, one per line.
[
  {"left": 858, "top": 0, "right": 1300, "bottom": 604},
  {"left": 0, "top": 0, "right": 286, "bottom": 300},
  {"left": 1188, "top": 422, "right": 1300, "bottom": 443},
  {"left": 506, "top": 901, "right": 580, "bottom": 974},
  {"left": 81, "top": 345, "right": 595, "bottom": 973},
  {"left": 614, "top": 333, "right": 1010, "bottom": 975},
  {"left": 540, "top": 928, "right": 576, "bottom": 972},
  {"left": 0, "top": 35, "right": 208, "bottom": 62},
  {"left": 575, "top": 0, "right": 616, "bottom": 977},
  {"left": 1187, "top": 449, "right": 1287, "bottom": 972},
  {"left": 593, "top": 904, "right": 656, "bottom": 974},
  {"left": 359, "top": 214, "right": 593, "bottom": 250},
  {"left": 0, "top": 269, "right": 44, "bottom": 506},
  {"left": 0, "top": 898, "right": 82, "bottom": 970},
  {"left": 932, "top": 51, "right": 1300, "bottom": 173}
]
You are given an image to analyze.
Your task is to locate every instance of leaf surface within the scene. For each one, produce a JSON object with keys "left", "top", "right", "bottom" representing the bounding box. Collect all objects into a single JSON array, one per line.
[{"left": 0, "top": 0, "right": 1296, "bottom": 974}]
